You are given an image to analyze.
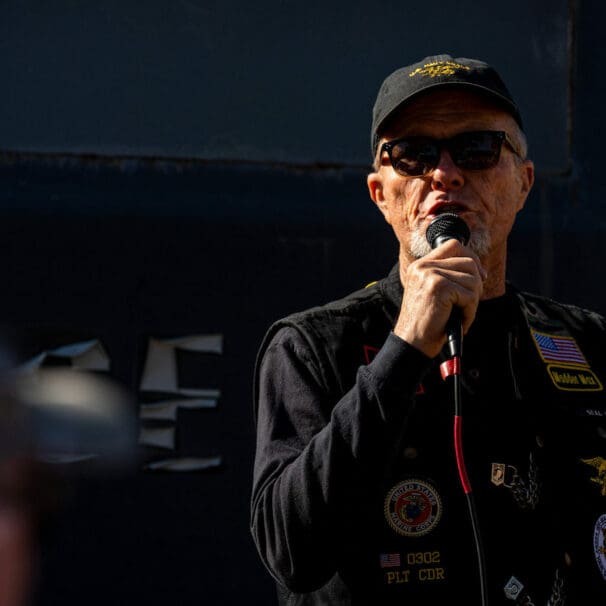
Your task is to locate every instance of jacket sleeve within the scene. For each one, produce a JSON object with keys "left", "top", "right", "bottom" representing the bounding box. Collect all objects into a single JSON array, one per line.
[{"left": 250, "top": 325, "right": 432, "bottom": 592}]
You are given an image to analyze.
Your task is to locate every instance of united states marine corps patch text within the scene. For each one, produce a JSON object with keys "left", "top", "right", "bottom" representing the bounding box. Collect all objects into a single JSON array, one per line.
[{"left": 384, "top": 479, "right": 442, "bottom": 537}]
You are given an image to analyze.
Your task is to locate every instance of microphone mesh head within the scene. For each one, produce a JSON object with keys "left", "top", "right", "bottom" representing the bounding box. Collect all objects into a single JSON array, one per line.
[{"left": 426, "top": 212, "right": 471, "bottom": 248}]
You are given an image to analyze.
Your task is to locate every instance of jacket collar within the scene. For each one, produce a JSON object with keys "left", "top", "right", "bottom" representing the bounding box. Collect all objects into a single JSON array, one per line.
[{"left": 379, "top": 264, "right": 403, "bottom": 324}]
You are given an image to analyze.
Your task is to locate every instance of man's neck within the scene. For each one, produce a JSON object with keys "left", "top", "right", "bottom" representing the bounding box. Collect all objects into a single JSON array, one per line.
[{"left": 479, "top": 252, "right": 508, "bottom": 300}]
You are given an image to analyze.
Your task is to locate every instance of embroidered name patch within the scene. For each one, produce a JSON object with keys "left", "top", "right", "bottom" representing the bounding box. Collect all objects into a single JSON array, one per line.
[
  {"left": 381, "top": 550, "right": 446, "bottom": 586},
  {"left": 384, "top": 479, "right": 442, "bottom": 537},
  {"left": 547, "top": 366, "right": 603, "bottom": 391},
  {"left": 531, "top": 330, "right": 603, "bottom": 392}
]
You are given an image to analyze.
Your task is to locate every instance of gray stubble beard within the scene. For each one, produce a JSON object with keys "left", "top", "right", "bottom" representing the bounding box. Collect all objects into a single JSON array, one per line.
[{"left": 408, "top": 224, "right": 491, "bottom": 259}]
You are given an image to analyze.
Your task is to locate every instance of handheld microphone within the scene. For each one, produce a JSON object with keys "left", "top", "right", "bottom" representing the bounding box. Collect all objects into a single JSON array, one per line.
[
  {"left": 427, "top": 214, "right": 488, "bottom": 606},
  {"left": 426, "top": 213, "right": 471, "bottom": 358}
]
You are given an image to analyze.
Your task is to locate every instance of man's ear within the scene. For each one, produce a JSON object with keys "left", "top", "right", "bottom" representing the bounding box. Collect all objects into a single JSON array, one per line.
[
  {"left": 367, "top": 171, "right": 391, "bottom": 224},
  {"left": 522, "top": 159, "right": 535, "bottom": 195},
  {"left": 516, "top": 159, "right": 535, "bottom": 212}
]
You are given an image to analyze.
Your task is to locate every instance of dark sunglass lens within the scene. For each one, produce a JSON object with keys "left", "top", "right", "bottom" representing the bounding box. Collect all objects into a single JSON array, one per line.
[
  {"left": 391, "top": 139, "right": 438, "bottom": 176},
  {"left": 451, "top": 132, "right": 502, "bottom": 170}
]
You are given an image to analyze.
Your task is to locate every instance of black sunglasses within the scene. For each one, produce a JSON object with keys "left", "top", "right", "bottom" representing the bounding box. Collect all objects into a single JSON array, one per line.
[{"left": 380, "top": 130, "right": 520, "bottom": 177}]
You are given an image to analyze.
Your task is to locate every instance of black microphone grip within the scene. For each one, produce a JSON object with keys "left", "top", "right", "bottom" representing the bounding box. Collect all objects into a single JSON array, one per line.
[
  {"left": 445, "top": 308, "right": 463, "bottom": 358},
  {"left": 425, "top": 213, "right": 470, "bottom": 358}
]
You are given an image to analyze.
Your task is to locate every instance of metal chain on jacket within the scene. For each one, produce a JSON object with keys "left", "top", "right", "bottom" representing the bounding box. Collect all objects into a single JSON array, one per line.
[
  {"left": 510, "top": 452, "right": 540, "bottom": 510},
  {"left": 546, "top": 568, "right": 567, "bottom": 606},
  {"left": 492, "top": 452, "right": 540, "bottom": 510}
]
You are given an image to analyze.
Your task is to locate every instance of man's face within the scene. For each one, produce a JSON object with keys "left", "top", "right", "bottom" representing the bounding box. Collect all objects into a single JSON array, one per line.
[{"left": 367, "top": 90, "right": 534, "bottom": 267}]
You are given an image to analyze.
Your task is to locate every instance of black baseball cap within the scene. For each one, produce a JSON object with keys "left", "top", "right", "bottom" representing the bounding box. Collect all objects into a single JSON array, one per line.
[{"left": 371, "top": 54, "right": 523, "bottom": 156}]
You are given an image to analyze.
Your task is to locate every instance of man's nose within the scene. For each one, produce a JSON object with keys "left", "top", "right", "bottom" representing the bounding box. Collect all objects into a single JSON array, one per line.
[{"left": 431, "top": 150, "right": 464, "bottom": 190}]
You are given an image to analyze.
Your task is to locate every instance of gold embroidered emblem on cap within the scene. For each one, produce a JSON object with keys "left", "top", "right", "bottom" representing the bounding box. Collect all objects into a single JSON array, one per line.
[{"left": 409, "top": 61, "right": 471, "bottom": 78}]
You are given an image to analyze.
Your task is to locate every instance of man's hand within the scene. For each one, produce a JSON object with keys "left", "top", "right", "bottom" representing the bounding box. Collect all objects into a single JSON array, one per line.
[{"left": 394, "top": 240, "right": 486, "bottom": 358}]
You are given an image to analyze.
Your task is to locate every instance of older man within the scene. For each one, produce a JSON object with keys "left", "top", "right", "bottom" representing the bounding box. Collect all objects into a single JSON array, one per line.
[{"left": 251, "top": 54, "right": 606, "bottom": 604}]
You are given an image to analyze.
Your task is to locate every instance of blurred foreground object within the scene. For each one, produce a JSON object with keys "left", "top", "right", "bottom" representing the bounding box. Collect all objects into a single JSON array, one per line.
[
  {"left": 10, "top": 369, "right": 136, "bottom": 465},
  {"left": 0, "top": 368, "right": 136, "bottom": 606}
]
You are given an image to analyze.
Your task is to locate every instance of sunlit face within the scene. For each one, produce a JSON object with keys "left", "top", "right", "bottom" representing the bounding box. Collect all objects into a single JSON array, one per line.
[{"left": 367, "top": 89, "right": 534, "bottom": 269}]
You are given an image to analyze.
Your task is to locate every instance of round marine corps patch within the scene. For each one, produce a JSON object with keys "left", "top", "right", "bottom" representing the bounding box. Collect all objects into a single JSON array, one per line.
[
  {"left": 594, "top": 514, "right": 606, "bottom": 581},
  {"left": 384, "top": 479, "right": 442, "bottom": 537}
]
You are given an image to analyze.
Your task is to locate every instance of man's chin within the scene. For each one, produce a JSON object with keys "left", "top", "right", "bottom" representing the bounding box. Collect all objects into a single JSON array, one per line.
[
  {"left": 409, "top": 245, "right": 432, "bottom": 259},
  {"left": 408, "top": 227, "right": 491, "bottom": 259},
  {"left": 408, "top": 230, "right": 432, "bottom": 259}
]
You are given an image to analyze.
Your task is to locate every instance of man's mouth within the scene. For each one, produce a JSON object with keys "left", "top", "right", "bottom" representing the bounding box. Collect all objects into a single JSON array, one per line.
[{"left": 427, "top": 202, "right": 467, "bottom": 217}]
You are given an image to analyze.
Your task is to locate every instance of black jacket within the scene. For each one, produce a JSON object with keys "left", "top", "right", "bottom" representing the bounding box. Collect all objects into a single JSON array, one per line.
[{"left": 251, "top": 265, "right": 606, "bottom": 605}]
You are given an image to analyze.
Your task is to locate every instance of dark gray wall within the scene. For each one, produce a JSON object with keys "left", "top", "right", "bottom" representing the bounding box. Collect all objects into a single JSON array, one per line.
[
  {"left": 2, "top": 0, "right": 568, "bottom": 170},
  {"left": 0, "top": 1, "right": 604, "bottom": 605}
]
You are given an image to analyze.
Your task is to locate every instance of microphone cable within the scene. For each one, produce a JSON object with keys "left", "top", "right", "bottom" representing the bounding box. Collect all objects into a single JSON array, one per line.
[{"left": 441, "top": 351, "right": 488, "bottom": 606}]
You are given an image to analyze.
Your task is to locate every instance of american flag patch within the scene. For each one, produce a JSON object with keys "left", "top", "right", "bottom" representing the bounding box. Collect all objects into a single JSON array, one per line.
[
  {"left": 379, "top": 553, "right": 401, "bottom": 568},
  {"left": 531, "top": 331, "right": 588, "bottom": 366}
]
